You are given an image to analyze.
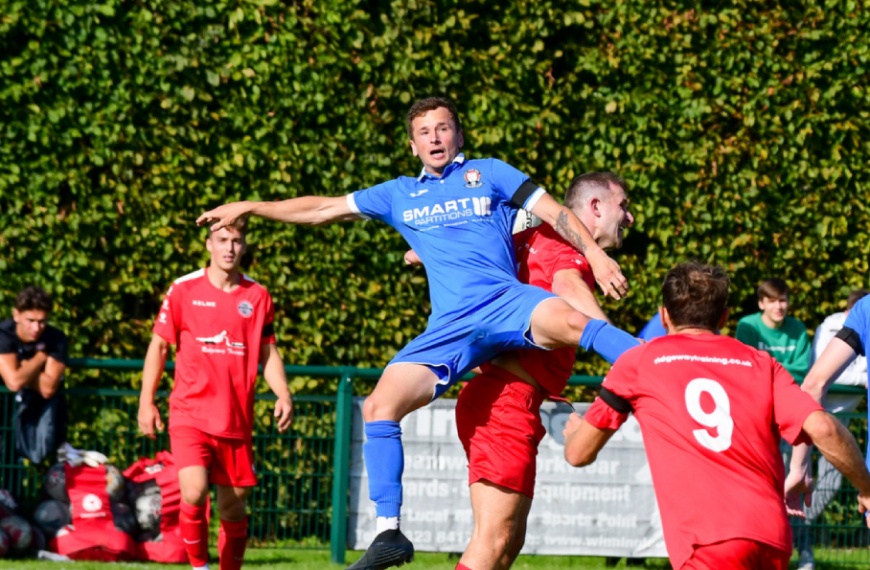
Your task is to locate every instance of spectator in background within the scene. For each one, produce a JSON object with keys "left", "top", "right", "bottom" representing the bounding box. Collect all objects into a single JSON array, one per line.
[
  {"left": 736, "top": 278, "right": 811, "bottom": 383},
  {"left": 0, "top": 286, "right": 69, "bottom": 466},
  {"left": 735, "top": 279, "right": 812, "bottom": 569},
  {"left": 813, "top": 289, "right": 869, "bottom": 413}
]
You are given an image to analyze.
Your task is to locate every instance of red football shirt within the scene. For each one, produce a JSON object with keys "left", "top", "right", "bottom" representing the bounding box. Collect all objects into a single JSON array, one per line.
[
  {"left": 584, "top": 333, "right": 823, "bottom": 568},
  {"left": 153, "top": 268, "right": 276, "bottom": 439},
  {"left": 512, "top": 225, "right": 595, "bottom": 396}
]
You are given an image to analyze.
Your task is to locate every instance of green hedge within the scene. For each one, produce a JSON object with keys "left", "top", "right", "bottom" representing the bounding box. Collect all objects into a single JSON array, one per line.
[{"left": 1, "top": 0, "right": 868, "bottom": 391}]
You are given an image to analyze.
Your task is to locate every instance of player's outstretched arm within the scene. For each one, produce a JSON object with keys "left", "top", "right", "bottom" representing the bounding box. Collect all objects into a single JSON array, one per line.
[
  {"left": 563, "top": 413, "right": 617, "bottom": 467},
  {"left": 197, "top": 196, "right": 360, "bottom": 232},
  {"left": 260, "top": 344, "right": 294, "bottom": 433},
  {"left": 528, "top": 193, "right": 627, "bottom": 300},
  {"left": 803, "top": 410, "right": 870, "bottom": 526},
  {"left": 138, "top": 334, "right": 169, "bottom": 439}
]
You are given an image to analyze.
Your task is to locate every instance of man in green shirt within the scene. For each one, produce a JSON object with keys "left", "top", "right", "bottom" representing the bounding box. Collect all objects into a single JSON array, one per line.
[
  {"left": 736, "top": 278, "right": 811, "bottom": 382},
  {"left": 735, "top": 277, "right": 813, "bottom": 569}
]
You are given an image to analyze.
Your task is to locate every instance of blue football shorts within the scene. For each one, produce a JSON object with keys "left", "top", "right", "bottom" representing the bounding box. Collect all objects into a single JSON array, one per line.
[{"left": 387, "top": 282, "right": 556, "bottom": 400}]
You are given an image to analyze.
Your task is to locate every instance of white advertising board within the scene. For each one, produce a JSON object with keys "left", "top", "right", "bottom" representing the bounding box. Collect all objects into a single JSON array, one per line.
[{"left": 348, "top": 398, "right": 667, "bottom": 559}]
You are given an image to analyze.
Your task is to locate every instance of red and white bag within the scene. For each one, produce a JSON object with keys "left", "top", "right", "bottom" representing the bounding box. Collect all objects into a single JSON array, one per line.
[
  {"left": 50, "top": 464, "right": 137, "bottom": 561},
  {"left": 123, "top": 450, "right": 189, "bottom": 563}
]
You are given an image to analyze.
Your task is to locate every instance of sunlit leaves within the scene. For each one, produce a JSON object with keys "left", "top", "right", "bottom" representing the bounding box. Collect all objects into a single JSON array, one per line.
[{"left": 0, "top": 0, "right": 868, "bottom": 390}]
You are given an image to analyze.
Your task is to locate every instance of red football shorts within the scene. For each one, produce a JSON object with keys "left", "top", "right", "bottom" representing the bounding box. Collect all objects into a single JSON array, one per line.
[
  {"left": 170, "top": 425, "right": 257, "bottom": 488},
  {"left": 455, "top": 366, "right": 546, "bottom": 498},
  {"left": 681, "top": 538, "right": 790, "bottom": 570}
]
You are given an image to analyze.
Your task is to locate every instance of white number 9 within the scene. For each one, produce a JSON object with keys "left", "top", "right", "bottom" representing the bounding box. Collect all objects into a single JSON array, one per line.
[{"left": 684, "top": 378, "right": 733, "bottom": 452}]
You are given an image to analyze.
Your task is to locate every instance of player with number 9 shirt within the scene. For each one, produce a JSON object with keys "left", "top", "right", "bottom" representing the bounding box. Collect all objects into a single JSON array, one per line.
[{"left": 563, "top": 262, "right": 870, "bottom": 570}]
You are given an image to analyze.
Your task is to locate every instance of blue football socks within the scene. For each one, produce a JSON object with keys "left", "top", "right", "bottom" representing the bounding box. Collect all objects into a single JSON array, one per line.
[
  {"left": 579, "top": 319, "right": 641, "bottom": 364},
  {"left": 364, "top": 420, "right": 404, "bottom": 518}
]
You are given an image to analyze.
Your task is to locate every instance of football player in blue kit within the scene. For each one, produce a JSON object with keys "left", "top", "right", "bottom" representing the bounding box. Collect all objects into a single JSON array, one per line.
[{"left": 198, "top": 96, "right": 640, "bottom": 569}]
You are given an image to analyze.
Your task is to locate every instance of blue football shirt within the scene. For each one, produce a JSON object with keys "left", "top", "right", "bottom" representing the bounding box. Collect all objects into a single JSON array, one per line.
[
  {"left": 348, "top": 154, "right": 545, "bottom": 322},
  {"left": 638, "top": 312, "right": 667, "bottom": 341}
]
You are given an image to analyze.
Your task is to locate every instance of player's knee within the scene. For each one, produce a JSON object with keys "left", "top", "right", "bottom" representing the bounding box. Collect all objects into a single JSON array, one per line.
[
  {"left": 540, "top": 307, "right": 591, "bottom": 348},
  {"left": 180, "top": 487, "right": 209, "bottom": 506},
  {"left": 362, "top": 394, "right": 383, "bottom": 422},
  {"left": 363, "top": 391, "right": 412, "bottom": 422},
  {"left": 482, "top": 523, "right": 518, "bottom": 560},
  {"left": 563, "top": 310, "right": 590, "bottom": 344},
  {"left": 506, "top": 529, "right": 526, "bottom": 562},
  {"left": 218, "top": 498, "right": 247, "bottom": 521}
]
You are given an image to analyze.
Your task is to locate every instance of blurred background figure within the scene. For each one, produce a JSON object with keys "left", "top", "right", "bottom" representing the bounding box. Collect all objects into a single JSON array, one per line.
[{"left": 0, "top": 286, "right": 69, "bottom": 501}]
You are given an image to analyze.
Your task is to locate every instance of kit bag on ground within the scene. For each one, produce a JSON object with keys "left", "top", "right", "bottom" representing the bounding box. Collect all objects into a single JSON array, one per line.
[
  {"left": 123, "top": 450, "right": 188, "bottom": 563},
  {"left": 50, "top": 464, "right": 137, "bottom": 561}
]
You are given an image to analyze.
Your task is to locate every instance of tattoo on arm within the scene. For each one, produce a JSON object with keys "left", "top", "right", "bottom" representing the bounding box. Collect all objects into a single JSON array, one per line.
[{"left": 554, "top": 211, "right": 588, "bottom": 253}]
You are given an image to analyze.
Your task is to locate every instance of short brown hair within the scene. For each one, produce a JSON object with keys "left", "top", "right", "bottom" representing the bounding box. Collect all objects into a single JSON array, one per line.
[
  {"left": 847, "top": 289, "right": 869, "bottom": 310},
  {"left": 757, "top": 278, "right": 788, "bottom": 301},
  {"left": 406, "top": 96, "right": 462, "bottom": 139},
  {"left": 662, "top": 262, "right": 730, "bottom": 331},
  {"left": 564, "top": 172, "right": 627, "bottom": 211},
  {"left": 15, "top": 286, "right": 53, "bottom": 313}
]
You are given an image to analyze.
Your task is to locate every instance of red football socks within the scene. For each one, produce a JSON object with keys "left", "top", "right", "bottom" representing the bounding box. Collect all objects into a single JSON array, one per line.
[
  {"left": 218, "top": 517, "right": 248, "bottom": 570},
  {"left": 179, "top": 501, "right": 210, "bottom": 567}
]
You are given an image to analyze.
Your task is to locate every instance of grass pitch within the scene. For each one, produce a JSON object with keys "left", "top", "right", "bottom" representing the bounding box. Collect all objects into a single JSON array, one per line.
[
  {"left": 4, "top": 547, "right": 863, "bottom": 568},
  {"left": 1, "top": 548, "right": 670, "bottom": 569}
]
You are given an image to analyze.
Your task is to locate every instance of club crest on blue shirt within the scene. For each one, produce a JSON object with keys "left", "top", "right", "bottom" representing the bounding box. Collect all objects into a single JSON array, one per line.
[
  {"left": 464, "top": 169, "right": 483, "bottom": 188},
  {"left": 238, "top": 300, "right": 254, "bottom": 318}
]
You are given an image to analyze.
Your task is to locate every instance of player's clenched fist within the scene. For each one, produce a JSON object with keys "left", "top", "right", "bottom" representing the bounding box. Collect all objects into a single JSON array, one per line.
[{"left": 562, "top": 412, "right": 583, "bottom": 442}]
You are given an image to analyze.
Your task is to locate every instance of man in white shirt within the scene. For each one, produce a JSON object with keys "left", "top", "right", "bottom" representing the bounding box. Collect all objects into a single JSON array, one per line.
[{"left": 813, "top": 290, "right": 869, "bottom": 413}]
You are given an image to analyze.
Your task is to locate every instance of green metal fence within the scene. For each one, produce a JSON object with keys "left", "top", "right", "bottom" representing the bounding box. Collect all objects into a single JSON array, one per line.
[
  {"left": 786, "top": 409, "right": 870, "bottom": 568},
  {"left": 0, "top": 358, "right": 377, "bottom": 563},
  {"left": 1, "top": 359, "right": 869, "bottom": 566}
]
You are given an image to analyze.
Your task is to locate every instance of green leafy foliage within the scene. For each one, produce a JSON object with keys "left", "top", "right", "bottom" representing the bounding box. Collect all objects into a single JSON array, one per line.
[{"left": 1, "top": 0, "right": 868, "bottom": 388}]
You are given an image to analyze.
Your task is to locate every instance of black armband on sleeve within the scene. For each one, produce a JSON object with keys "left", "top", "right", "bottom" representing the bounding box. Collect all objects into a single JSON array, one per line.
[
  {"left": 599, "top": 387, "right": 632, "bottom": 414},
  {"left": 510, "top": 180, "right": 541, "bottom": 209},
  {"left": 835, "top": 326, "right": 864, "bottom": 356},
  {"left": 262, "top": 322, "right": 275, "bottom": 339}
]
